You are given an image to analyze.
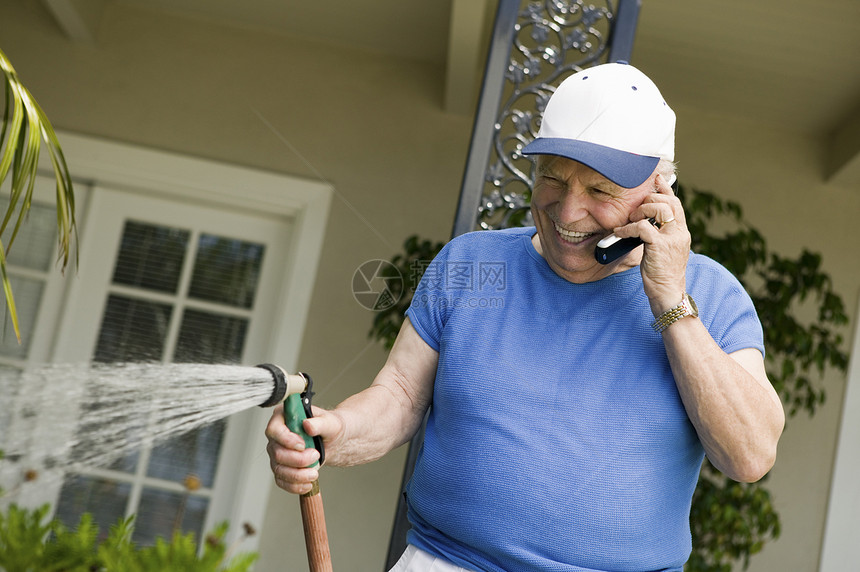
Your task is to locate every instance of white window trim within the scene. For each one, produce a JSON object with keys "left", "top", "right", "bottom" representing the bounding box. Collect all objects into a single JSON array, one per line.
[
  {"left": 50, "top": 131, "right": 332, "bottom": 552},
  {"left": 819, "top": 290, "right": 860, "bottom": 571}
]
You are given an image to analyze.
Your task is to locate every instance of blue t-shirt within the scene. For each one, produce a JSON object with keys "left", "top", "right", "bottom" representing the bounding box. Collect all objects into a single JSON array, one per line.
[{"left": 404, "top": 227, "right": 764, "bottom": 572}]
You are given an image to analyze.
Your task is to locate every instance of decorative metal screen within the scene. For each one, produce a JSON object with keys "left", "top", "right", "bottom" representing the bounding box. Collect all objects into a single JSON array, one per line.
[
  {"left": 452, "top": 0, "right": 640, "bottom": 237},
  {"left": 478, "top": 1, "right": 617, "bottom": 230}
]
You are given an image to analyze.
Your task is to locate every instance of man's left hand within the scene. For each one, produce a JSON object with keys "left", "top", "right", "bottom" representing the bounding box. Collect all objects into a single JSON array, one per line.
[{"left": 623, "top": 173, "right": 691, "bottom": 316}]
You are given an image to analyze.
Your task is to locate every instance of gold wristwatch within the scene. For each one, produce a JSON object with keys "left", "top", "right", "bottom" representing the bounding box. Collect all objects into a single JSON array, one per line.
[{"left": 652, "top": 293, "right": 698, "bottom": 333}]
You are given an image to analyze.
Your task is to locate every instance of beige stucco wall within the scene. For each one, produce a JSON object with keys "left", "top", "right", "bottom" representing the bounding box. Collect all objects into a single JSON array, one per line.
[
  {"left": 1, "top": 1, "right": 857, "bottom": 571},
  {"left": 670, "top": 107, "right": 858, "bottom": 572}
]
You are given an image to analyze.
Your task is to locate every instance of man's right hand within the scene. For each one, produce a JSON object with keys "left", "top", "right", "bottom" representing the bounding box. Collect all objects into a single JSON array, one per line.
[
  {"left": 264, "top": 318, "right": 437, "bottom": 495},
  {"left": 265, "top": 403, "right": 333, "bottom": 495}
]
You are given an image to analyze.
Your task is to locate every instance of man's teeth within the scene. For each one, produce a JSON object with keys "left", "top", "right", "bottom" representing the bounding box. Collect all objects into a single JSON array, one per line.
[{"left": 555, "top": 223, "right": 593, "bottom": 243}]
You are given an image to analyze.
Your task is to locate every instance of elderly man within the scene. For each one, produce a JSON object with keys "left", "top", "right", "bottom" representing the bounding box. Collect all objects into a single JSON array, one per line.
[{"left": 266, "top": 62, "right": 785, "bottom": 572}]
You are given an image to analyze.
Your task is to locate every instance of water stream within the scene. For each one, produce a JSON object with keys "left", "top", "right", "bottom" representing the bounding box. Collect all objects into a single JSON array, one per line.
[{"left": 0, "top": 362, "right": 278, "bottom": 495}]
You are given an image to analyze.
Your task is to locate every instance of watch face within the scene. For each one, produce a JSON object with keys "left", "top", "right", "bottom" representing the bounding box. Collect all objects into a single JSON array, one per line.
[{"left": 685, "top": 294, "right": 699, "bottom": 317}]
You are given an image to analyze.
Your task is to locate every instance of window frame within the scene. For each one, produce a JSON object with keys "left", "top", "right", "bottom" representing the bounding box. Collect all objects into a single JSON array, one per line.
[{"left": 43, "top": 131, "right": 331, "bottom": 551}]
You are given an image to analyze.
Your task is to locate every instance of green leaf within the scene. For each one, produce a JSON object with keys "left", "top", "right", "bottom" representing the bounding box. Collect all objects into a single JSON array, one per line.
[
  {"left": 0, "top": 504, "right": 53, "bottom": 571},
  {"left": 0, "top": 47, "right": 78, "bottom": 343}
]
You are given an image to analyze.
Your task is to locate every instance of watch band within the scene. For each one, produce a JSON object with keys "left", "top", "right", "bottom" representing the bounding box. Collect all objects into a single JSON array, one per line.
[{"left": 652, "top": 293, "right": 698, "bottom": 333}]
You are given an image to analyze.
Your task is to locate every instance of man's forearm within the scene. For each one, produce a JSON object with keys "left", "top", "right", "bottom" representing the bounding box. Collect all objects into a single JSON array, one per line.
[
  {"left": 662, "top": 317, "right": 785, "bottom": 482},
  {"left": 324, "top": 380, "right": 429, "bottom": 467},
  {"left": 319, "top": 317, "right": 438, "bottom": 468}
]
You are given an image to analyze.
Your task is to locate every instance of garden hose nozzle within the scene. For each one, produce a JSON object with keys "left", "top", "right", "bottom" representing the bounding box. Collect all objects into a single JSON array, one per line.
[
  {"left": 256, "top": 363, "right": 307, "bottom": 407},
  {"left": 256, "top": 364, "right": 325, "bottom": 465}
]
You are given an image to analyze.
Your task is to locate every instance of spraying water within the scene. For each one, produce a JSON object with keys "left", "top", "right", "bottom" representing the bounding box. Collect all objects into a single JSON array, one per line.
[{"left": 0, "top": 362, "right": 291, "bottom": 495}]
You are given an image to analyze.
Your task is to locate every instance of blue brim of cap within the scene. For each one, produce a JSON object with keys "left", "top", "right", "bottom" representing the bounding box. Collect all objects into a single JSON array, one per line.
[{"left": 522, "top": 138, "right": 660, "bottom": 188}]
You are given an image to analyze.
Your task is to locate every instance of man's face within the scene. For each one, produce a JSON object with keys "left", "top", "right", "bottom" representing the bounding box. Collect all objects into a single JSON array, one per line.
[{"left": 530, "top": 155, "right": 655, "bottom": 283}]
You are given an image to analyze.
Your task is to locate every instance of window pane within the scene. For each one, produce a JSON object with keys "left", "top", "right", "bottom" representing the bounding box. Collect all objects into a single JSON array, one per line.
[
  {"left": 72, "top": 387, "right": 141, "bottom": 473},
  {"left": 90, "top": 294, "right": 173, "bottom": 469},
  {"left": 188, "top": 235, "right": 264, "bottom": 308},
  {"left": 132, "top": 488, "right": 208, "bottom": 546},
  {"left": 93, "top": 295, "right": 172, "bottom": 362},
  {"left": 54, "top": 475, "right": 131, "bottom": 533},
  {"left": 148, "top": 308, "right": 249, "bottom": 487},
  {"left": 0, "top": 276, "right": 44, "bottom": 358},
  {"left": 147, "top": 420, "right": 225, "bottom": 487},
  {"left": 112, "top": 221, "right": 189, "bottom": 294},
  {"left": 0, "top": 198, "right": 57, "bottom": 272},
  {"left": 174, "top": 309, "right": 247, "bottom": 364}
]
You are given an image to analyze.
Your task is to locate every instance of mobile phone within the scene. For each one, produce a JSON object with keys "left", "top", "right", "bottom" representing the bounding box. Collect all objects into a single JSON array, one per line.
[
  {"left": 594, "top": 173, "right": 677, "bottom": 265},
  {"left": 594, "top": 220, "right": 656, "bottom": 264}
]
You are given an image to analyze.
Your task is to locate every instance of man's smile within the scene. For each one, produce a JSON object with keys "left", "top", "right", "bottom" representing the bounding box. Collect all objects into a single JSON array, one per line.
[{"left": 553, "top": 222, "right": 599, "bottom": 244}]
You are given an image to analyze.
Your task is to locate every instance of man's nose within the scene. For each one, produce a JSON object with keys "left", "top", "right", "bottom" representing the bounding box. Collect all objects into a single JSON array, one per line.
[{"left": 555, "top": 186, "right": 589, "bottom": 222}]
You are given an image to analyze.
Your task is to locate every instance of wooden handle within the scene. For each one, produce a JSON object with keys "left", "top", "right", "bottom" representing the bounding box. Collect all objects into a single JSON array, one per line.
[{"left": 300, "top": 481, "right": 333, "bottom": 572}]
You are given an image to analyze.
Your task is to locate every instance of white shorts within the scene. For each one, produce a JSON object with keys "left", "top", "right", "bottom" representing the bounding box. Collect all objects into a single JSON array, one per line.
[{"left": 389, "top": 545, "right": 475, "bottom": 572}]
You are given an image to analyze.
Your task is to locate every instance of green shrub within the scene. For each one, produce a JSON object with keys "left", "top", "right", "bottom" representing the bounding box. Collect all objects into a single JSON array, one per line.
[{"left": 0, "top": 503, "right": 257, "bottom": 572}]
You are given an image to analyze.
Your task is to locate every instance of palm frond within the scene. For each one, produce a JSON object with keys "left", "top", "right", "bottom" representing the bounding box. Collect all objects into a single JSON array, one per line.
[{"left": 0, "top": 47, "right": 77, "bottom": 343}]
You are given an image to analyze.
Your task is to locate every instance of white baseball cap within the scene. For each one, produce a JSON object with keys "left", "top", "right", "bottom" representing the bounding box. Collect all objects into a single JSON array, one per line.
[{"left": 522, "top": 62, "right": 675, "bottom": 188}]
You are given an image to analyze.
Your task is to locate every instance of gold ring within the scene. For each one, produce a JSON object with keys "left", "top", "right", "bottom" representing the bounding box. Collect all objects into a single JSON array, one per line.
[{"left": 659, "top": 217, "right": 675, "bottom": 228}]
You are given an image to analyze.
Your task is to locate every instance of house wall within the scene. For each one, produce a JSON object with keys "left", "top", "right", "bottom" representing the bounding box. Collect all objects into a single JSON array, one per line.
[
  {"left": 670, "top": 107, "right": 859, "bottom": 572},
  {"left": 1, "top": 1, "right": 857, "bottom": 571}
]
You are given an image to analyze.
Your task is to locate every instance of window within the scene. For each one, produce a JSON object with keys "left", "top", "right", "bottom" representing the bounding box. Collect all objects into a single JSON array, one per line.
[
  {"left": 0, "top": 133, "right": 331, "bottom": 552},
  {"left": 54, "top": 217, "right": 270, "bottom": 544}
]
